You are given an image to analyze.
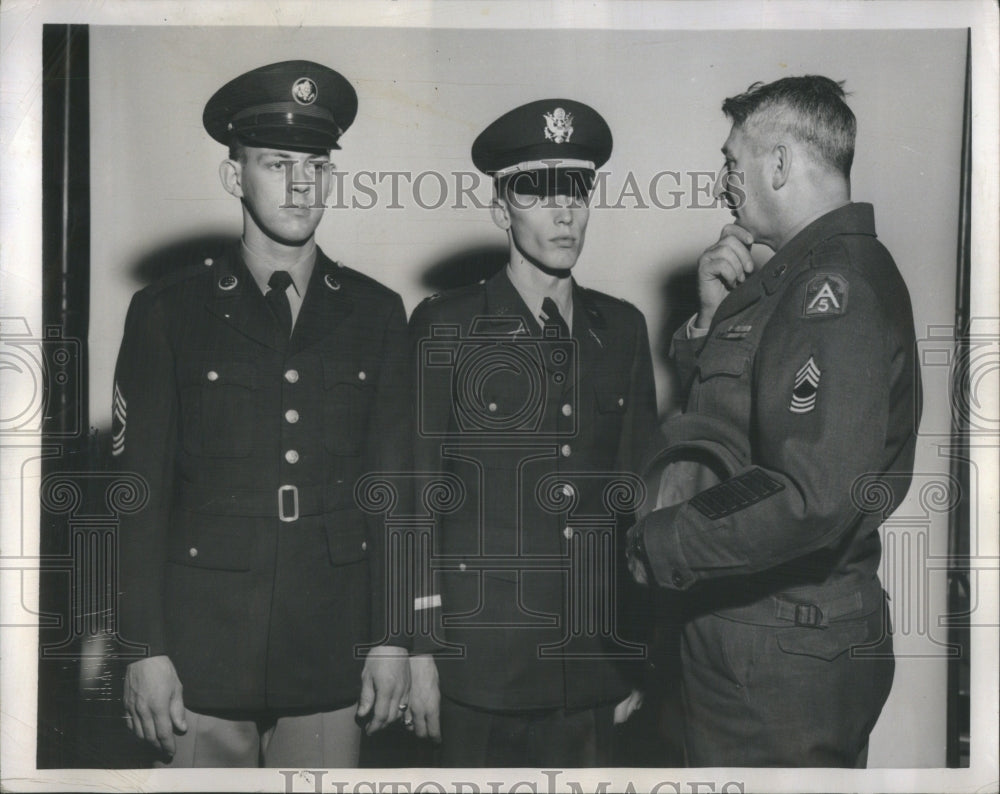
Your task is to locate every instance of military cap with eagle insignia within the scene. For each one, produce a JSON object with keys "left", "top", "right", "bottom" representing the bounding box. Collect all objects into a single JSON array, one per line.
[
  {"left": 203, "top": 60, "right": 358, "bottom": 152},
  {"left": 472, "top": 98, "right": 613, "bottom": 198}
]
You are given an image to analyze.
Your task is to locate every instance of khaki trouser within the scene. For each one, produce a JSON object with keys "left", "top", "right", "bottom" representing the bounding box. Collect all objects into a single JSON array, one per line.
[{"left": 155, "top": 704, "right": 361, "bottom": 768}]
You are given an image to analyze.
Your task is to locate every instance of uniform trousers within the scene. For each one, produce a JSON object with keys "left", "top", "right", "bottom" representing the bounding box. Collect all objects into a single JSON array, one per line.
[
  {"left": 155, "top": 704, "right": 360, "bottom": 768},
  {"left": 680, "top": 607, "right": 894, "bottom": 767},
  {"left": 440, "top": 696, "right": 616, "bottom": 767}
]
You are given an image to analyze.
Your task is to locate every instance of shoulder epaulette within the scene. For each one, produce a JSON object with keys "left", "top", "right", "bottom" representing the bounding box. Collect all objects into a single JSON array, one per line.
[{"left": 144, "top": 256, "right": 218, "bottom": 297}]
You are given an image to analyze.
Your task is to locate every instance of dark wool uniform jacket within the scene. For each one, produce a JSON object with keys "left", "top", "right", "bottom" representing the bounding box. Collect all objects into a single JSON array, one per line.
[
  {"left": 639, "top": 203, "right": 921, "bottom": 629},
  {"left": 408, "top": 268, "right": 658, "bottom": 711},
  {"left": 112, "top": 246, "right": 411, "bottom": 712}
]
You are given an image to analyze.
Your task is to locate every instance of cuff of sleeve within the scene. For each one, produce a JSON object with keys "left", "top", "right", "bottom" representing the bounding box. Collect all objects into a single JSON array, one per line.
[
  {"left": 641, "top": 505, "right": 696, "bottom": 591},
  {"left": 685, "top": 314, "right": 710, "bottom": 339},
  {"left": 669, "top": 321, "right": 708, "bottom": 364}
]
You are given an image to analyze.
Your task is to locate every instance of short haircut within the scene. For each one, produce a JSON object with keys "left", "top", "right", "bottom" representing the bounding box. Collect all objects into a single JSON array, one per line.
[
  {"left": 228, "top": 137, "right": 248, "bottom": 164},
  {"left": 722, "top": 75, "right": 856, "bottom": 178}
]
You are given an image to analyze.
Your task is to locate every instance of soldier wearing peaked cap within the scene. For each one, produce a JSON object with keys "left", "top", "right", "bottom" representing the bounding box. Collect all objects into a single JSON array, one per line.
[
  {"left": 113, "top": 60, "right": 413, "bottom": 767},
  {"left": 626, "top": 76, "right": 920, "bottom": 766},
  {"left": 404, "top": 99, "right": 658, "bottom": 767}
]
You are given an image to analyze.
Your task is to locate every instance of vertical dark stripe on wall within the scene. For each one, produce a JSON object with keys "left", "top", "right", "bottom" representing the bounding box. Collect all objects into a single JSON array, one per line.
[
  {"left": 38, "top": 23, "right": 90, "bottom": 769},
  {"left": 945, "top": 28, "right": 972, "bottom": 769},
  {"left": 42, "top": 24, "right": 90, "bottom": 393}
]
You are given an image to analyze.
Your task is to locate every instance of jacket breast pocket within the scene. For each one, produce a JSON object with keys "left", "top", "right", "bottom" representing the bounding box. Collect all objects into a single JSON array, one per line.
[
  {"left": 178, "top": 360, "right": 257, "bottom": 458},
  {"left": 325, "top": 510, "right": 370, "bottom": 566},
  {"left": 591, "top": 380, "right": 629, "bottom": 459},
  {"left": 323, "top": 357, "right": 378, "bottom": 455},
  {"left": 692, "top": 342, "right": 753, "bottom": 420}
]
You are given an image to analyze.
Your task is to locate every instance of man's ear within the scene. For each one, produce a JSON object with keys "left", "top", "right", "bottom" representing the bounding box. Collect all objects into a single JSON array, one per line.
[
  {"left": 771, "top": 143, "right": 791, "bottom": 190},
  {"left": 490, "top": 197, "right": 511, "bottom": 230},
  {"left": 219, "top": 158, "right": 243, "bottom": 198},
  {"left": 320, "top": 161, "right": 335, "bottom": 203}
]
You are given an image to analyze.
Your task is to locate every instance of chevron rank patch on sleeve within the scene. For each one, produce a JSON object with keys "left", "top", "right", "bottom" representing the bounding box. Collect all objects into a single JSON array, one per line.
[
  {"left": 111, "top": 381, "right": 127, "bottom": 456},
  {"left": 803, "top": 273, "right": 848, "bottom": 317},
  {"left": 790, "top": 356, "right": 821, "bottom": 414}
]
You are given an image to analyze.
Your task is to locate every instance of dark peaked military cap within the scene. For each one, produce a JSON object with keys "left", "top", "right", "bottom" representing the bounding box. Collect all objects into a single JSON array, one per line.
[
  {"left": 472, "top": 99, "right": 612, "bottom": 197},
  {"left": 203, "top": 60, "right": 358, "bottom": 151}
]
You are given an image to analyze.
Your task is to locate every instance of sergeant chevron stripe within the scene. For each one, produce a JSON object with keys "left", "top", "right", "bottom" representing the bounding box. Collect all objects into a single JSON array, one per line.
[
  {"left": 111, "top": 382, "right": 127, "bottom": 456},
  {"left": 790, "top": 356, "right": 821, "bottom": 414}
]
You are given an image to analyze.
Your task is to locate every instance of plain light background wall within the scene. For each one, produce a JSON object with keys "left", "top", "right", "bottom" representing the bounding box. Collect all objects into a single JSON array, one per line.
[{"left": 88, "top": 25, "right": 966, "bottom": 767}]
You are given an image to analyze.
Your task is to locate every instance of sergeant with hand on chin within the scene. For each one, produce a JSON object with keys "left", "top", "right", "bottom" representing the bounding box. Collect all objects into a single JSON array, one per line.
[{"left": 627, "top": 76, "right": 921, "bottom": 767}]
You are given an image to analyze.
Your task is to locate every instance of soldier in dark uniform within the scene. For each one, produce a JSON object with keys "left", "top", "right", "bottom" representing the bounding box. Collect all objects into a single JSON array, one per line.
[
  {"left": 626, "top": 76, "right": 921, "bottom": 766},
  {"left": 404, "top": 100, "right": 658, "bottom": 766},
  {"left": 113, "top": 60, "right": 411, "bottom": 767}
]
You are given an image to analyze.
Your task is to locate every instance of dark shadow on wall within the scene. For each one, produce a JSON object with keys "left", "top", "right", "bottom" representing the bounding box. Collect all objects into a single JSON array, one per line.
[
  {"left": 653, "top": 263, "right": 701, "bottom": 416},
  {"left": 419, "top": 244, "right": 508, "bottom": 293},
  {"left": 128, "top": 234, "right": 238, "bottom": 286}
]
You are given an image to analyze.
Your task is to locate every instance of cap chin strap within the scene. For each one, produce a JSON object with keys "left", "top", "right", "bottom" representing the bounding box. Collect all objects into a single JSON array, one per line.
[{"left": 492, "top": 158, "right": 595, "bottom": 179}]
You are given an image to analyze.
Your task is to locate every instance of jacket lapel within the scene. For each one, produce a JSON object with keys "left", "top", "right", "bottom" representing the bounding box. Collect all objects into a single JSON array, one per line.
[
  {"left": 709, "top": 269, "right": 765, "bottom": 332},
  {"left": 570, "top": 282, "right": 610, "bottom": 399},
  {"left": 288, "top": 250, "right": 355, "bottom": 356},
  {"left": 482, "top": 268, "right": 538, "bottom": 338},
  {"left": 204, "top": 247, "right": 287, "bottom": 352}
]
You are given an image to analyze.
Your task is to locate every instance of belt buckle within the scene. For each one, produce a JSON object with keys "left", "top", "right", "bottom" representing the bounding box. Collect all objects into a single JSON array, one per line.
[
  {"left": 794, "top": 603, "right": 823, "bottom": 627},
  {"left": 278, "top": 485, "right": 299, "bottom": 522}
]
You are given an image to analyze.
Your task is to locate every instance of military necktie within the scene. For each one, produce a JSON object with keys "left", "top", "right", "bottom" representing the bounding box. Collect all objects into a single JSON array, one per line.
[
  {"left": 541, "top": 296, "right": 570, "bottom": 337},
  {"left": 266, "top": 270, "right": 294, "bottom": 337}
]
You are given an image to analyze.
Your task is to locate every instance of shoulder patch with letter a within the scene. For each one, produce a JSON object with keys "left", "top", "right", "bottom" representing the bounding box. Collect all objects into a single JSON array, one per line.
[{"left": 803, "top": 273, "right": 848, "bottom": 318}]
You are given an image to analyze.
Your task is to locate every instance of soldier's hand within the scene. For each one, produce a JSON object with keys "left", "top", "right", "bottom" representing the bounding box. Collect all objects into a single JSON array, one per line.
[
  {"left": 123, "top": 655, "right": 187, "bottom": 758},
  {"left": 407, "top": 654, "right": 441, "bottom": 742},
  {"left": 613, "top": 688, "right": 644, "bottom": 724},
  {"left": 626, "top": 522, "right": 650, "bottom": 586},
  {"left": 357, "top": 644, "right": 410, "bottom": 734},
  {"left": 696, "top": 224, "right": 755, "bottom": 329}
]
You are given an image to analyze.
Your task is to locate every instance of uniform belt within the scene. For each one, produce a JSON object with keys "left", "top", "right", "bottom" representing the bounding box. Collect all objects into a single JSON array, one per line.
[
  {"left": 175, "top": 480, "right": 345, "bottom": 520},
  {"left": 712, "top": 579, "right": 884, "bottom": 629}
]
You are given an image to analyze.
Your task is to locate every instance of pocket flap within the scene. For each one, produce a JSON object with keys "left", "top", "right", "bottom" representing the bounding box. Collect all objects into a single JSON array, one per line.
[
  {"left": 168, "top": 524, "right": 253, "bottom": 571},
  {"left": 594, "top": 385, "right": 628, "bottom": 413},
  {"left": 777, "top": 620, "right": 869, "bottom": 661},
  {"left": 179, "top": 359, "right": 257, "bottom": 389},
  {"left": 696, "top": 343, "right": 751, "bottom": 381},
  {"left": 326, "top": 512, "right": 369, "bottom": 565},
  {"left": 323, "top": 356, "right": 378, "bottom": 390}
]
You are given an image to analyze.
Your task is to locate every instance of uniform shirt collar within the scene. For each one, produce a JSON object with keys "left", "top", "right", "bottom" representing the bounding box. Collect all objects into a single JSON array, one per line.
[
  {"left": 505, "top": 262, "right": 574, "bottom": 332},
  {"left": 241, "top": 238, "right": 316, "bottom": 297}
]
